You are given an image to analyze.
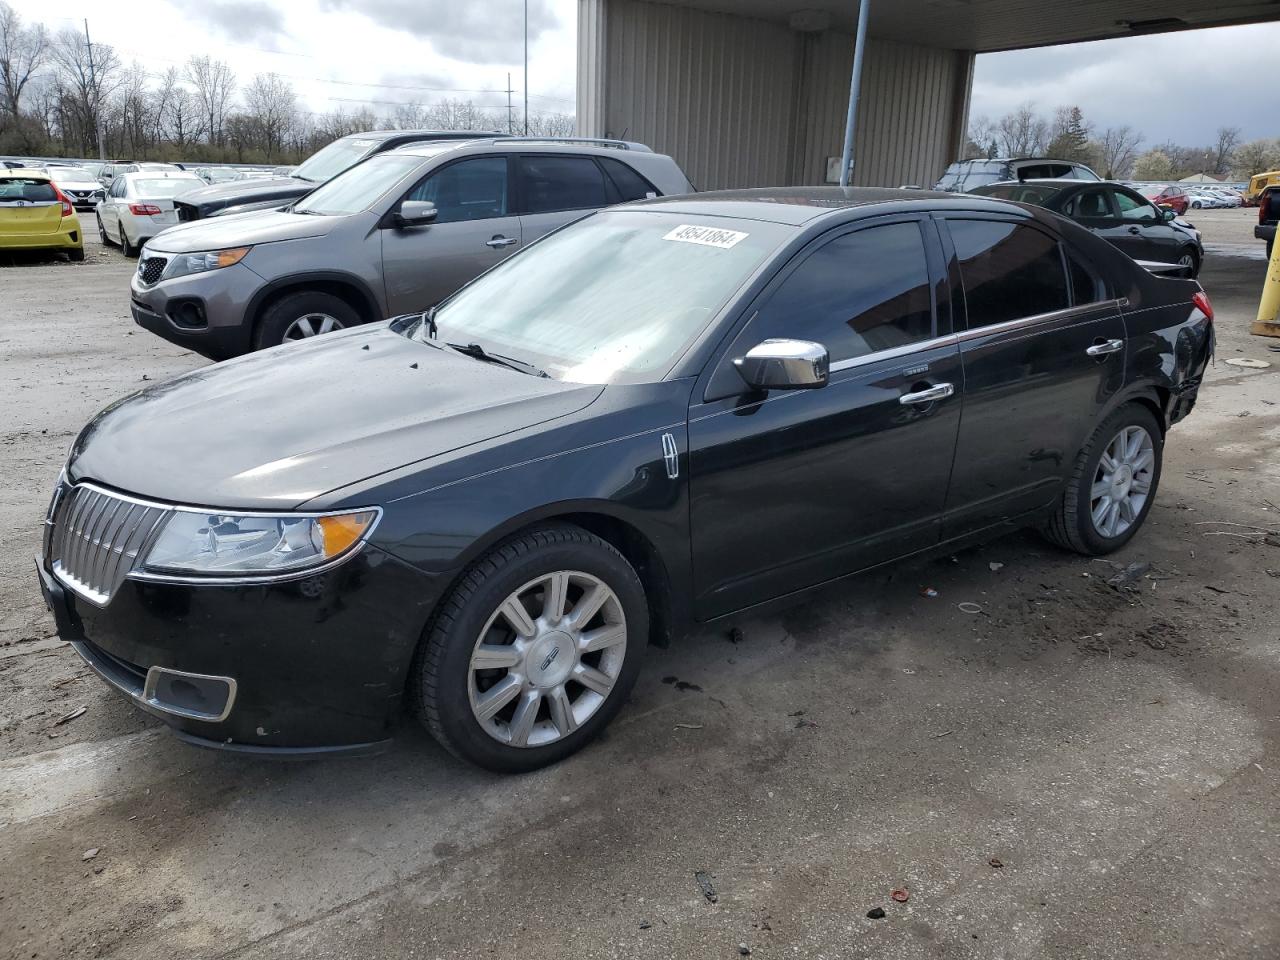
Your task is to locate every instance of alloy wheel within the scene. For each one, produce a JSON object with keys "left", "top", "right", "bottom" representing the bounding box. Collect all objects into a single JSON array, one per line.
[
  {"left": 468, "top": 570, "right": 627, "bottom": 748},
  {"left": 1178, "top": 252, "right": 1195, "bottom": 270},
  {"left": 283, "top": 312, "right": 345, "bottom": 341},
  {"left": 1090, "top": 425, "right": 1155, "bottom": 538}
]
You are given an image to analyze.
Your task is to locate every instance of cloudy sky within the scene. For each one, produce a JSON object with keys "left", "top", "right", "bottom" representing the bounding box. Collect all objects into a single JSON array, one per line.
[
  {"left": 7, "top": 0, "right": 1274, "bottom": 150},
  {"left": 8, "top": 0, "right": 580, "bottom": 122},
  {"left": 971, "top": 23, "right": 1276, "bottom": 146}
]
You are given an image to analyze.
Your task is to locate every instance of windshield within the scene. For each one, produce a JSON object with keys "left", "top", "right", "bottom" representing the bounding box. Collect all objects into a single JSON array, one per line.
[
  {"left": 47, "top": 167, "right": 94, "bottom": 182},
  {"left": 414, "top": 210, "right": 792, "bottom": 385},
  {"left": 294, "top": 137, "right": 381, "bottom": 183},
  {"left": 133, "top": 178, "right": 203, "bottom": 197},
  {"left": 293, "top": 153, "right": 423, "bottom": 216}
]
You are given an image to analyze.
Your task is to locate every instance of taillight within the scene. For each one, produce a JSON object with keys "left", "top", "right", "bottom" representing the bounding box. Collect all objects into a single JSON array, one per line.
[
  {"left": 129, "top": 203, "right": 163, "bottom": 216},
  {"left": 53, "top": 186, "right": 73, "bottom": 218},
  {"left": 1192, "top": 290, "right": 1214, "bottom": 323}
]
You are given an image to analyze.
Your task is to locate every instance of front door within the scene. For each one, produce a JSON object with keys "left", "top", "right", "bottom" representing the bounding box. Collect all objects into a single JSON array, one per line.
[
  {"left": 380, "top": 155, "right": 521, "bottom": 315},
  {"left": 1110, "top": 187, "right": 1180, "bottom": 263},
  {"left": 940, "top": 216, "right": 1126, "bottom": 538},
  {"left": 688, "top": 218, "right": 963, "bottom": 620}
]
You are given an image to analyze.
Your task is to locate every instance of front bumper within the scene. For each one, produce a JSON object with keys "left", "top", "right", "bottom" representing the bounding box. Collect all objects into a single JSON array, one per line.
[
  {"left": 36, "top": 545, "right": 442, "bottom": 754},
  {"left": 129, "top": 262, "right": 262, "bottom": 360}
]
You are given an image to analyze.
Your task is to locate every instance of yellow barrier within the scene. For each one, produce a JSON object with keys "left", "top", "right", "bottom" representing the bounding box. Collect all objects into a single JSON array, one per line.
[{"left": 1253, "top": 237, "right": 1280, "bottom": 337}]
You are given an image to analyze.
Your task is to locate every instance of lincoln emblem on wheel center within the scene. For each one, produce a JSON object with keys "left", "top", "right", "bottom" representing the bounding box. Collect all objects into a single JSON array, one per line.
[{"left": 37, "top": 187, "right": 1213, "bottom": 772}]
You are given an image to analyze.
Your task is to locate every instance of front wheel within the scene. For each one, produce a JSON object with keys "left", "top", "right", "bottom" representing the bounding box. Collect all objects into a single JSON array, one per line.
[
  {"left": 254, "top": 290, "right": 361, "bottom": 350},
  {"left": 96, "top": 214, "right": 110, "bottom": 246},
  {"left": 411, "top": 525, "right": 648, "bottom": 773},
  {"left": 1177, "top": 247, "right": 1200, "bottom": 278},
  {"left": 118, "top": 223, "right": 137, "bottom": 258},
  {"left": 1042, "top": 403, "right": 1163, "bottom": 555}
]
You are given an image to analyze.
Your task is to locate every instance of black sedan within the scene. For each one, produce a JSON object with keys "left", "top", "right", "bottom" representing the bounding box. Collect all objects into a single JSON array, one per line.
[
  {"left": 971, "top": 179, "right": 1205, "bottom": 277},
  {"left": 37, "top": 188, "right": 1214, "bottom": 772}
]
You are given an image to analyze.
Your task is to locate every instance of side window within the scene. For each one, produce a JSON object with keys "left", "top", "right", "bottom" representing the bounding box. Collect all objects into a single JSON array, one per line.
[
  {"left": 407, "top": 157, "right": 508, "bottom": 224},
  {"left": 751, "top": 222, "right": 935, "bottom": 363},
  {"left": 1114, "top": 190, "right": 1157, "bottom": 222},
  {"left": 1067, "top": 253, "right": 1103, "bottom": 306},
  {"left": 519, "top": 155, "right": 607, "bottom": 213},
  {"left": 949, "top": 220, "right": 1069, "bottom": 327},
  {"left": 1068, "top": 189, "right": 1112, "bottom": 219},
  {"left": 599, "top": 157, "right": 658, "bottom": 202}
]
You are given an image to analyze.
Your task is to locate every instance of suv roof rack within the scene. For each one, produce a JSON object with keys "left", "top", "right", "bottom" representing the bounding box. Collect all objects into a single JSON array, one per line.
[{"left": 484, "top": 136, "right": 652, "bottom": 153}]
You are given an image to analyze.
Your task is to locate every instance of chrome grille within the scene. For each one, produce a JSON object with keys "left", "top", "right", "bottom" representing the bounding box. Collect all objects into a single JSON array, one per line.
[
  {"left": 50, "top": 484, "right": 171, "bottom": 606},
  {"left": 138, "top": 256, "right": 167, "bottom": 285}
]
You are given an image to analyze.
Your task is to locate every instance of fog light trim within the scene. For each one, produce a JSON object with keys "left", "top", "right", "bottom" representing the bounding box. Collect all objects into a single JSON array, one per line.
[{"left": 142, "top": 666, "right": 237, "bottom": 722}]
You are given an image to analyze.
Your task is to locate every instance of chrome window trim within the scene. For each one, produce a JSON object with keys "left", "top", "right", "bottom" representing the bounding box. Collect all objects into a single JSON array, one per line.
[
  {"left": 54, "top": 480, "right": 382, "bottom": 589},
  {"left": 826, "top": 299, "right": 1124, "bottom": 374}
]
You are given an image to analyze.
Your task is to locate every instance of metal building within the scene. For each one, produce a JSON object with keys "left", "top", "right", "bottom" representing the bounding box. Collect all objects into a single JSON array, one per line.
[{"left": 576, "top": 0, "right": 1279, "bottom": 191}]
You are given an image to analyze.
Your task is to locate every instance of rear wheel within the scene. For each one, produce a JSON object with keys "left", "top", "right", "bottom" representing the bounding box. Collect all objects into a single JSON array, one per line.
[
  {"left": 1042, "top": 403, "right": 1163, "bottom": 555},
  {"left": 67, "top": 248, "right": 84, "bottom": 262},
  {"left": 118, "top": 223, "right": 137, "bottom": 258},
  {"left": 410, "top": 524, "right": 648, "bottom": 773},
  {"left": 254, "top": 290, "right": 361, "bottom": 351}
]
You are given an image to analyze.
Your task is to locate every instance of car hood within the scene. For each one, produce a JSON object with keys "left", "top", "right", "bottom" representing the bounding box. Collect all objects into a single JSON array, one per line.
[
  {"left": 175, "top": 176, "right": 313, "bottom": 216},
  {"left": 68, "top": 326, "right": 604, "bottom": 510},
  {"left": 143, "top": 208, "right": 338, "bottom": 253}
]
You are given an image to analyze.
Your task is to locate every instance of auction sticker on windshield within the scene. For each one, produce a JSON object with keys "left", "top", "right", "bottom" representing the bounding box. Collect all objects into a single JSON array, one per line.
[{"left": 662, "top": 224, "right": 749, "bottom": 249}]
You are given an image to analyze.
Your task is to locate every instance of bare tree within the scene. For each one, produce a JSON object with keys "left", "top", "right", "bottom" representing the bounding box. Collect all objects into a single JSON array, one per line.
[
  {"left": 964, "top": 115, "right": 998, "bottom": 159},
  {"left": 1233, "top": 138, "right": 1280, "bottom": 179},
  {"left": 1093, "top": 125, "right": 1143, "bottom": 179},
  {"left": 186, "top": 55, "right": 235, "bottom": 146},
  {"left": 389, "top": 100, "right": 430, "bottom": 130},
  {"left": 241, "top": 72, "right": 296, "bottom": 159},
  {"left": 50, "top": 26, "right": 119, "bottom": 155},
  {"left": 1212, "top": 126, "right": 1242, "bottom": 176},
  {"left": 113, "top": 61, "right": 153, "bottom": 157},
  {"left": 996, "top": 103, "right": 1048, "bottom": 156},
  {"left": 1133, "top": 149, "right": 1175, "bottom": 181},
  {"left": 526, "top": 111, "right": 574, "bottom": 137},
  {"left": 0, "top": 1, "right": 47, "bottom": 117}
]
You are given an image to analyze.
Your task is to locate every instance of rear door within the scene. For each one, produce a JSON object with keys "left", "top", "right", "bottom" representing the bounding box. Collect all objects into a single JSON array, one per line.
[
  {"left": 515, "top": 154, "right": 610, "bottom": 244},
  {"left": 687, "top": 217, "right": 963, "bottom": 619},
  {"left": 0, "top": 177, "right": 62, "bottom": 236},
  {"left": 380, "top": 154, "right": 521, "bottom": 315},
  {"left": 940, "top": 216, "right": 1126, "bottom": 537}
]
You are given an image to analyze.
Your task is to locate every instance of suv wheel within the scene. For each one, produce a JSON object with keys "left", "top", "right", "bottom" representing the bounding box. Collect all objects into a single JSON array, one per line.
[
  {"left": 1042, "top": 403, "right": 1163, "bottom": 556},
  {"left": 254, "top": 291, "right": 362, "bottom": 350},
  {"left": 410, "top": 524, "right": 648, "bottom": 773}
]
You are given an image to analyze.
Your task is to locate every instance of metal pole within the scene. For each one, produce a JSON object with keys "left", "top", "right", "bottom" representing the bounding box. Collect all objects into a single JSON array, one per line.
[
  {"left": 523, "top": 0, "right": 529, "bottom": 136},
  {"left": 84, "top": 19, "right": 105, "bottom": 160},
  {"left": 838, "top": 0, "right": 871, "bottom": 187}
]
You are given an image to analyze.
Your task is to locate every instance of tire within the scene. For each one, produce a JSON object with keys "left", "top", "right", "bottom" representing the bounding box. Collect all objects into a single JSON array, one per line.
[
  {"left": 253, "top": 290, "right": 362, "bottom": 351},
  {"left": 96, "top": 214, "right": 110, "bottom": 246},
  {"left": 410, "top": 524, "right": 648, "bottom": 773},
  {"left": 67, "top": 248, "right": 84, "bottom": 262},
  {"left": 1177, "top": 247, "right": 1201, "bottom": 278},
  {"left": 118, "top": 223, "right": 137, "bottom": 258},
  {"left": 1268, "top": 240, "right": 1274, "bottom": 261},
  {"left": 1042, "top": 402, "right": 1163, "bottom": 556}
]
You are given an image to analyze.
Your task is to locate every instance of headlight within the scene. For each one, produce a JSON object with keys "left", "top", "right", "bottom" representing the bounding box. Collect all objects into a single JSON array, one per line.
[
  {"left": 141, "top": 509, "right": 379, "bottom": 578},
  {"left": 159, "top": 246, "right": 252, "bottom": 282}
]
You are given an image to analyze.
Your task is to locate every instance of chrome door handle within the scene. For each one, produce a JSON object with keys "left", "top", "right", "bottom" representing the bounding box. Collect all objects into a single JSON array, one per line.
[
  {"left": 1086, "top": 338, "right": 1124, "bottom": 357},
  {"left": 899, "top": 382, "right": 954, "bottom": 405},
  {"left": 486, "top": 236, "right": 518, "bottom": 248}
]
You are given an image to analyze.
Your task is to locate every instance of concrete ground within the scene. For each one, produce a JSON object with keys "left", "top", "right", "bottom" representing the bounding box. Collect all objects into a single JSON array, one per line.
[{"left": 1, "top": 217, "right": 1278, "bottom": 960}]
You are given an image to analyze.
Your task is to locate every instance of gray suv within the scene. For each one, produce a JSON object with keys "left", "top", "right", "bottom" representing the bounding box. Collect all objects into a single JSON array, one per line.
[{"left": 130, "top": 138, "right": 694, "bottom": 359}]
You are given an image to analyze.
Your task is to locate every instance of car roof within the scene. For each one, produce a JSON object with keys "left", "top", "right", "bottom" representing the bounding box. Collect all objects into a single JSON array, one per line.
[
  {"left": 390, "top": 137, "right": 657, "bottom": 160},
  {"left": 0, "top": 168, "right": 51, "bottom": 180},
  {"left": 631, "top": 186, "right": 1022, "bottom": 226},
  {"left": 341, "top": 129, "right": 502, "bottom": 144}
]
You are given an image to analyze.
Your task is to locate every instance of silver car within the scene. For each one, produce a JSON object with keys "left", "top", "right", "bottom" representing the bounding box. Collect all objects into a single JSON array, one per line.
[
  {"left": 97, "top": 171, "right": 206, "bottom": 256},
  {"left": 130, "top": 138, "right": 694, "bottom": 359},
  {"left": 43, "top": 165, "right": 105, "bottom": 211}
]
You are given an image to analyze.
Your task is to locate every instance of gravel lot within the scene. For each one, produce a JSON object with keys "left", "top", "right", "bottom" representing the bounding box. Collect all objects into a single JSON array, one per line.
[{"left": 2, "top": 220, "right": 1279, "bottom": 960}]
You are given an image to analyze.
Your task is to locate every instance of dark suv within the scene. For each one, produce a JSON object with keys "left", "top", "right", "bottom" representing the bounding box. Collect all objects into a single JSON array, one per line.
[
  {"left": 171, "top": 129, "right": 500, "bottom": 222},
  {"left": 936, "top": 158, "right": 1100, "bottom": 193}
]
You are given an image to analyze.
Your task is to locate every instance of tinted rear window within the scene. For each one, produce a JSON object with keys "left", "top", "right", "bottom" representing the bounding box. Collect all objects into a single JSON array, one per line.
[
  {"left": 949, "top": 219, "right": 1069, "bottom": 327},
  {"left": 520, "top": 155, "right": 608, "bottom": 213},
  {"left": 0, "top": 178, "right": 56, "bottom": 202}
]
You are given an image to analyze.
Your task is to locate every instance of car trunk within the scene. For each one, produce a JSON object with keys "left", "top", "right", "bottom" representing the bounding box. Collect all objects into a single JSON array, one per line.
[
  {"left": 132, "top": 197, "right": 180, "bottom": 229},
  {"left": 0, "top": 200, "right": 63, "bottom": 236}
]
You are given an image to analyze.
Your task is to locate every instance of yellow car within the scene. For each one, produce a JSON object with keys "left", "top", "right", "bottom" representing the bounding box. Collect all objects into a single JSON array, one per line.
[{"left": 0, "top": 168, "right": 84, "bottom": 261}]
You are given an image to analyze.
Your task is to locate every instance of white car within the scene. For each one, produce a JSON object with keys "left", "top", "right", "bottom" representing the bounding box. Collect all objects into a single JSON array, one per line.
[
  {"left": 96, "top": 171, "right": 205, "bottom": 256},
  {"left": 43, "top": 165, "right": 105, "bottom": 212}
]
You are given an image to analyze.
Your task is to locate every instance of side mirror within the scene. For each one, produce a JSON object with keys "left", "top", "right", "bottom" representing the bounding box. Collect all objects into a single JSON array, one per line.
[
  {"left": 734, "top": 339, "right": 829, "bottom": 391},
  {"left": 395, "top": 200, "right": 438, "bottom": 228},
  {"left": 1162, "top": 207, "right": 1177, "bottom": 222}
]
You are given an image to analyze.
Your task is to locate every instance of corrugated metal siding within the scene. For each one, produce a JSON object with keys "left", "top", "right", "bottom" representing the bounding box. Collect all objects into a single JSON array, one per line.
[
  {"left": 602, "top": 0, "right": 799, "bottom": 189},
  {"left": 589, "top": 0, "right": 974, "bottom": 191},
  {"left": 797, "top": 33, "right": 972, "bottom": 188}
]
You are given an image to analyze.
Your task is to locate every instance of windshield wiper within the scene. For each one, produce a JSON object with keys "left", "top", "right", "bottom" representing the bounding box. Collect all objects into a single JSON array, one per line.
[
  {"left": 445, "top": 341, "right": 549, "bottom": 378},
  {"left": 420, "top": 305, "right": 439, "bottom": 340}
]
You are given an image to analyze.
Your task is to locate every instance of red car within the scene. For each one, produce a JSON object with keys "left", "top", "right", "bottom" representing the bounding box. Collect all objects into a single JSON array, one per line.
[{"left": 1138, "top": 183, "right": 1189, "bottom": 216}]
